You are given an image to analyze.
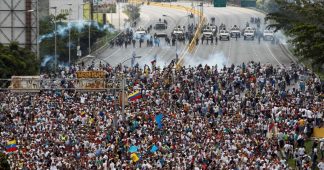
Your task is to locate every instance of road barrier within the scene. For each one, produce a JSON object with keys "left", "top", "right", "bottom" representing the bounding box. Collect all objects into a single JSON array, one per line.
[
  {"left": 176, "top": 16, "right": 206, "bottom": 68},
  {"left": 121, "top": 1, "right": 206, "bottom": 68},
  {"left": 0, "top": 77, "right": 124, "bottom": 92}
]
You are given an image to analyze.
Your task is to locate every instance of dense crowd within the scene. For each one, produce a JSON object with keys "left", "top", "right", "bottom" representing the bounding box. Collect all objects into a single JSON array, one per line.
[{"left": 1, "top": 60, "right": 323, "bottom": 170}]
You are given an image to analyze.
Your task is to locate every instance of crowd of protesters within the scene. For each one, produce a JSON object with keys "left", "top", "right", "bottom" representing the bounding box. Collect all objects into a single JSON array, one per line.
[{"left": 1, "top": 60, "right": 323, "bottom": 170}]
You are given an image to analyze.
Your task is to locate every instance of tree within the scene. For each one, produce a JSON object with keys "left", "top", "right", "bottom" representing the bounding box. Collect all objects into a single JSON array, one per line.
[
  {"left": 0, "top": 153, "right": 10, "bottom": 170},
  {"left": 0, "top": 42, "right": 40, "bottom": 79},
  {"left": 265, "top": 0, "right": 324, "bottom": 70},
  {"left": 123, "top": 4, "right": 141, "bottom": 22},
  {"left": 39, "top": 14, "right": 115, "bottom": 73}
]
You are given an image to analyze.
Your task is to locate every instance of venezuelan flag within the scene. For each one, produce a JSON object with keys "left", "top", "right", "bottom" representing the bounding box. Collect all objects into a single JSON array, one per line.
[
  {"left": 128, "top": 91, "right": 142, "bottom": 101},
  {"left": 6, "top": 140, "right": 17, "bottom": 152}
]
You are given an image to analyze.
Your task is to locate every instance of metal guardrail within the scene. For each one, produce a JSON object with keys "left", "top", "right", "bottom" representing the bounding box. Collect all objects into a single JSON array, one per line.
[
  {"left": 91, "top": 32, "right": 122, "bottom": 56},
  {"left": 0, "top": 78, "right": 124, "bottom": 92}
]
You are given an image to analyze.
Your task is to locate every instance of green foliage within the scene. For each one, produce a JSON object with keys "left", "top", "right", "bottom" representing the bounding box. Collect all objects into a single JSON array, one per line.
[
  {"left": 258, "top": 0, "right": 280, "bottom": 13},
  {"left": 265, "top": 0, "right": 324, "bottom": 71},
  {"left": 0, "top": 42, "right": 40, "bottom": 78},
  {"left": 0, "top": 153, "right": 10, "bottom": 170},
  {"left": 123, "top": 4, "right": 141, "bottom": 22}
]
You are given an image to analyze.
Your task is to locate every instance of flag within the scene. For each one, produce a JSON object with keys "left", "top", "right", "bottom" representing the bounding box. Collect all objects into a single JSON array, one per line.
[
  {"left": 268, "top": 122, "right": 275, "bottom": 131},
  {"left": 128, "top": 91, "right": 142, "bottom": 101},
  {"left": 130, "top": 153, "right": 139, "bottom": 163},
  {"left": 6, "top": 140, "right": 17, "bottom": 152},
  {"left": 155, "top": 114, "right": 163, "bottom": 129},
  {"left": 129, "top": 145, "right": 138, "bottom": 153},
  {"left": 150, "top": 145, "right": 158, "bottom": 153}
]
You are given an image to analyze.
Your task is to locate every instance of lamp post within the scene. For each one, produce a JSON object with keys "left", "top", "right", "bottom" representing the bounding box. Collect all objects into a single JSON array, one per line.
[
  {"left": 77, "top": 3, "right": 85, "bottom": 59},
  {"left": 27, "top": 2, "right": 39, "bottom": 60},
  {"left": 120, "top": 56, "right": 142, "bottom": 120},
  {"left": 50, "top": 6, "right": 57, "bottom": 73},
  {"left": 88, "top": 5, "right": 91, "bottom": 57},
  {"left": 67, "top": 3, "right": 72, "bottom": 66},
  {"left": 118, "top": 2, "right": 121, "bottom": 30}
]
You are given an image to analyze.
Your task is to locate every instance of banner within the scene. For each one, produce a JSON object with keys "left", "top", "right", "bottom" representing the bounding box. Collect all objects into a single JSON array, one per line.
[
  {"left": 76, "top": 71, "right": 106, "bottom": 78},
  {"left": 9, "top": 76, "right": 40, "bottom": 92},
  {"left": 75, "top": 71, "right": 106, "bottom": 90},
  {"left": 313, "top": 128, "right": 324, "bottom": 138},
  {"left": 74, "top": 79, "right": 106, "bottom": 90}
]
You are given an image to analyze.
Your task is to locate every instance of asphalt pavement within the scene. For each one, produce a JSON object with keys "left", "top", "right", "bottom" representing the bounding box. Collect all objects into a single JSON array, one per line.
[{"left": 91, "top": 2, "right": 293, "bottom": 68}]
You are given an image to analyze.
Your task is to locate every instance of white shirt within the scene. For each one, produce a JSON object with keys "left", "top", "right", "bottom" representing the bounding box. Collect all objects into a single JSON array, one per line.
[
  {"left": 318, "top": 162, "right": 324, "bottom": 170},
  {"left": 110, "top": 162, "right": 115, "bottom": 170}
]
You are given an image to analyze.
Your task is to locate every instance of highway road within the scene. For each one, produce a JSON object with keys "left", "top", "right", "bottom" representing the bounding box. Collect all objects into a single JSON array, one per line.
[{"left": 88, "top": 2, "right": 293, "bottom": 68}]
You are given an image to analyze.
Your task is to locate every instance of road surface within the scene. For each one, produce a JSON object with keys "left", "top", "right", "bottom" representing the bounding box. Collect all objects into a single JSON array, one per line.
[{"left": 89, "top": 2, "right": 292, "bottom": 68}]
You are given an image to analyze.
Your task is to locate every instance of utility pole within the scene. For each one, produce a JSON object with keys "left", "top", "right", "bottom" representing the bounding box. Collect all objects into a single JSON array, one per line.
[
  {"left": 89, "top": 3, "right": 91, "bottom": 55},
  {"left": 51, "top": 7, "right": 58, "bottom": 73},
  {"left": 67, "top": 3, "right": 72, "bottom": 65},
  {"left": 118, "top": 3, "right": 121, "bottom": 30}
]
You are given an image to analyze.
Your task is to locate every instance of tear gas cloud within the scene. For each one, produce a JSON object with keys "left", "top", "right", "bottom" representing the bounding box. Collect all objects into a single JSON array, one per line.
[
  {"left": 183, "top": 52, "right": 228, "bottom": 68},
  {"left": 41, "top": 55, "right": 54, "bottom": 67},
  {"left": 39, "top": 20, "right": 116, "bottom": 43}
]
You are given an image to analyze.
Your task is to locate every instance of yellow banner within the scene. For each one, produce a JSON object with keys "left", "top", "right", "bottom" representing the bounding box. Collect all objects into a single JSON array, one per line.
[
  {"left": 313, "top": 128, "right": 324, "bottom": 138},
  {"left": 76, "top": 71, "right": 106, "bottom": 78},
  {"left": 74, "top": 79, "right": 106, "bottom": 90}
]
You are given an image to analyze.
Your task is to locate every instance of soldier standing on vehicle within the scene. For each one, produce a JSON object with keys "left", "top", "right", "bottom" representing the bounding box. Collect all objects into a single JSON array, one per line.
[
  {"left": 132, "top": 39, "right": 136, "bottom": 48},
  {"left": 139, "top": 39, "right": 143, "bottom": 48}
]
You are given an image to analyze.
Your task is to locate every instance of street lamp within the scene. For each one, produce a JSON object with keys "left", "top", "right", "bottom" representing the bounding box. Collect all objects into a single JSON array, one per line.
[
  {"left": 121, "top": 56, "right": 142, "bottom": 120},
  {"left": 50, "top": 6, "right": 57, "bottom": 73},
  {"left": 67, "top": 3, "right": 72, "bottom": 66},
  {"left": 27, "top": 5, "right": 39, "bottom": 61},
  {"left": 77, "top": 3, "right": 85, "bottom": 59},
  {"left": 88, "top": 3, "right": 92, "bottom": 57}
]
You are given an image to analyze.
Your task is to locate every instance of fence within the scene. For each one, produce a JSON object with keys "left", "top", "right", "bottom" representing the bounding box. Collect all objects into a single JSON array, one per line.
[{"left": 0, "top": 77, "right": 124, "bottom": 92}]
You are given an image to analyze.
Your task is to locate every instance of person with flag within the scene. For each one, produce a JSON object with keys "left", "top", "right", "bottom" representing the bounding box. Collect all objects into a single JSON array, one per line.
[
  {"left": 6, "top": 139, "right": 17, "bottom": 152},
  {"left": 128, "top": 90, "right": 142, "bottom": 101}
]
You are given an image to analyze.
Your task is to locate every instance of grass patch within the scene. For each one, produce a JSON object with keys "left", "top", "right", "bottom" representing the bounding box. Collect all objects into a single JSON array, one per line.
[
  {"left": 288, "top": 158, "right": 296, "bottom": 169},
  {"left": 287, "top": 140, "right": 323, "bottom": 169}
]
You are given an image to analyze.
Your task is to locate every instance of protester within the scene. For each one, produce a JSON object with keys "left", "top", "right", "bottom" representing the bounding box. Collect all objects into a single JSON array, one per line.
[{"left": 0, "top": 60, "right": 323, "bottom": 169}]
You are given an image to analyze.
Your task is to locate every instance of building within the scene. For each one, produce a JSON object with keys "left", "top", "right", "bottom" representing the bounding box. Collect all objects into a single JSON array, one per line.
[
  {"left": 0, "top": 0, "right": 37, "bottom": 52},
  {"left": 49, "top": 0, "right": 85, "bottom": 22}
]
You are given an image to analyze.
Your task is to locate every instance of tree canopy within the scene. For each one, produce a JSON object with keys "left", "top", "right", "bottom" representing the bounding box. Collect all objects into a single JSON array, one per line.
[
  {"left": 265, "top": 0, "right": 324, "bottom": 70},
  {"left": 39, "top": 14, "right": 115, "bottom": 73},
  {"left": 123, "top": 4, "right": 141, "bottom": 22},
  {"left": 0, "top": 153, "right": 10, "bottom": 170},
  {"left": 0, "top": 42, "right": 39, "bottom": 78}
]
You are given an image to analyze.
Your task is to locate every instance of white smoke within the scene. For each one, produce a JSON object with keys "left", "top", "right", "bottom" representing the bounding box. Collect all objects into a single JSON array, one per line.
[
  {"left": 133, "top": 51, "right": 228, "bottom": 70},
  {"left": 182, "top": 52, "right": 228, "bottom": 68},
  {"left": 41, "top": 55, "right": 54, "bottom": 67},
  {"left": 275, "top": 30, "right": 290, "bottom": 45}
]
